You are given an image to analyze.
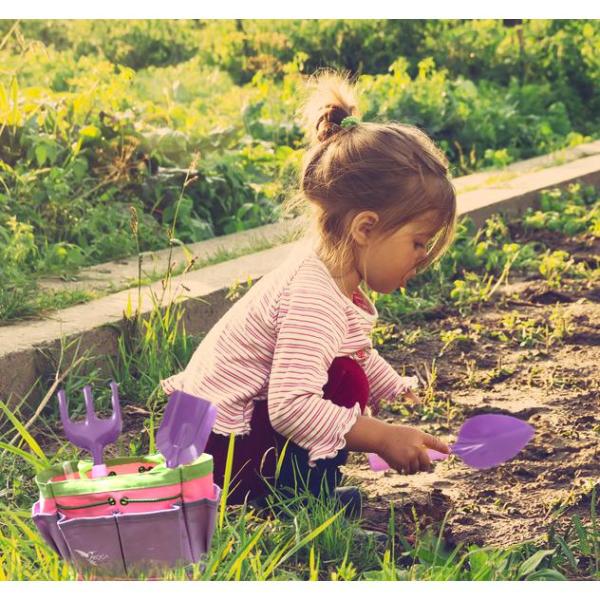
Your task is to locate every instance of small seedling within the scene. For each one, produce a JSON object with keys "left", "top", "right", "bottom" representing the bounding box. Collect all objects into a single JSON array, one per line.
[
  {"left": 399, "top": 327, "right": 424, "bottom": 347},
  {"left": 371, "top": 323, "right": 396, "bottom": 347},
  {"left": 226, "top": 275, "right": 255, "bottom": 302},
  {"left": 539, "top": 250, "right": 574, "bottom": 288},
  {"left": 463, "top": 358, "right": 478, "bottom": 388},
  {"left": 545, "top": 306, "right": 574, "bottom": 348},
  {"left": 438, "top": 327, "right": 474, "bottom": 356},
  {"left": 481, "top": 357, "right": 516, "bottom": 387}
]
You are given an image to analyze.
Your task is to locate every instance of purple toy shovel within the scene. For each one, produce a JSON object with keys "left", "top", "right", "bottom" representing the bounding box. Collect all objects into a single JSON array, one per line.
[
  {"left": 368, "top": 413, "right": 535, "bottom": 472},
  {"left": 58, "top": 381, "right": 122, "bottom": 479},
  {"left": 156, "top": 390, "right": 217, "bottom": 468}
]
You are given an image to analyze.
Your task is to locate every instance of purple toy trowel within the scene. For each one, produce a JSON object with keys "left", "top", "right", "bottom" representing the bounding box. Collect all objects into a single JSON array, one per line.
[
  {"left": 156, "top": 390, "right": 217, "bottom": 468},
  {"left": 368, "top": 413, "right": 535, "bottom": 472}
]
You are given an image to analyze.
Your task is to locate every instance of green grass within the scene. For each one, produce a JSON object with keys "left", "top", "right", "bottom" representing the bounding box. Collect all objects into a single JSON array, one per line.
[
  {"left": 1, "top": 417, "right": 598, "bottom": 581},
  {"left": 2, "top": 20, "right": 600, "bottom": 331},
  {"left": 1, "top": 394, "right": 599, "bottom": 581}
]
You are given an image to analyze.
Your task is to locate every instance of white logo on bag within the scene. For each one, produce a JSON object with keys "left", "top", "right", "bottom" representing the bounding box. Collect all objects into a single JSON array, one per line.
[{"left": 74, "top": 549, "right": 110, "bottom": 565}]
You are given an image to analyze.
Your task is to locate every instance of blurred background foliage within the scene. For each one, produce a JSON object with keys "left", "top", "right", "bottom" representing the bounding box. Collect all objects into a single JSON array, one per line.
[{"left": 0, "top": 19, "right": 598, "bottom": 314}]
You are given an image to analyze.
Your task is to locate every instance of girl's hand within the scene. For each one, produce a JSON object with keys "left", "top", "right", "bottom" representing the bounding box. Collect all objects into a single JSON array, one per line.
[
  {"left": 379, "top": 424, "right": 449, "bottom": 475},
  {"left": 403, "top": 389, "right": 422, "bottom": 405},
  {"left": 160, "top": 377, "right": 176, "bottom": 395}
]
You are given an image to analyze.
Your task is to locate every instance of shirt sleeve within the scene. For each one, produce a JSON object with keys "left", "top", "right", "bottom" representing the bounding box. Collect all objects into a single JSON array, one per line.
[
  {"left": 362, "top": 348, "right": 419, "bottom": 416},
  {"left": 267, "top": 274, "right": 361, "bottom": 467}
]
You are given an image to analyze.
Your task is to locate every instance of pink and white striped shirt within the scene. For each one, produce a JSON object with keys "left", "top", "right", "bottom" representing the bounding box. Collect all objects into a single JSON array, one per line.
[{"left": 165, "top": 240, "right": 418, "bottom": 466}]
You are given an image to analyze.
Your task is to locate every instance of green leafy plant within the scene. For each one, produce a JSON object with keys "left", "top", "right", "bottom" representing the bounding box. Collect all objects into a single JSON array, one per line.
[{"left": 539, "top": 250, "right": 575, "bottom": 288}]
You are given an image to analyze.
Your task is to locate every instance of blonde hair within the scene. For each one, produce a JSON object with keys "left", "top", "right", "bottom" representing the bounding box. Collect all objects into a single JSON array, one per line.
[{"left": 282, "top": 69, "right": 457, "bottom": 298}]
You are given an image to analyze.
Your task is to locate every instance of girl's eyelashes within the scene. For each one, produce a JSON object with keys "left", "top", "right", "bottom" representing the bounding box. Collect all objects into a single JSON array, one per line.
[{"left": 413, "top": 241, "right": 426, "bottom": 249}]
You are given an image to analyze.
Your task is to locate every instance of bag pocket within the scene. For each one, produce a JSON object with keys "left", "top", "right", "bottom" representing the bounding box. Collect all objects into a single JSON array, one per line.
[
  {"left": 32, "top": 500, "right": 71, "bottom": 561},
  {"left": 57, "top": 512, "right": 127, "bottom": 578},
  {"left": 182, "top": 484, "right": 221, "bottom": 562},
  {"left": 116, "top": 503, "right": 192, "bottom": 577}
]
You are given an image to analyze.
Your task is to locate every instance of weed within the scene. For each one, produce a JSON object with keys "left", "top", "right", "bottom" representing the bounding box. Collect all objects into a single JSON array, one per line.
[
  {"left": 226, "top": 275, "right": 255, "bottom": 302},
  {"left": 463, "top": 358, "right": 478, "bottom": 388},
  {"left": 438, "top": 327, "right": 476, "bottom": 356},
  {"left": 450, "top": 272, "right": 496, "bottom": 312},
  {"left": 490, "top": 311, "right": 546, "bottom": 348},
  {"left": 399, "top": 327, "right": 424, "bottom": 347},
  {"left": 539, "top": 250, "right": 575, "bottom": 288},
  {"left": 480, "top": 357, "right": 516, "bottom": 387},
  {"left": 370, "top": 323, "right": 396, "bottom": 348},
  {"left": 449, "top": 242, "right": 522, "bottom": 314}
]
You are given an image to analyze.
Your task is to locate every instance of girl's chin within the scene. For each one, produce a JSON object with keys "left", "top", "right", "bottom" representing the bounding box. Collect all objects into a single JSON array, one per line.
[
  {"left": 400, "top": 270, "right": 417, "bottom": 289},
  {"left": 398, "top": 276, "right": 410, "bottom": 289},
  {"left": 392, "top": 281, "right": 407, "bottom": 293},
  {"left": 376, "top": 277, "right": 410, "bottom": 293}
]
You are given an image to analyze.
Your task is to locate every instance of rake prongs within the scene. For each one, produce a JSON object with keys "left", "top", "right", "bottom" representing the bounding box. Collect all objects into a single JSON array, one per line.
[
  {"left": 57, "top": 387, "right": 76, "bottom": 428},
  {"left": 56, "top": 381, "right": 123, "bottom": 471},
  {"left": 82, "top": 385, "right": 96, "bottom": 419}
]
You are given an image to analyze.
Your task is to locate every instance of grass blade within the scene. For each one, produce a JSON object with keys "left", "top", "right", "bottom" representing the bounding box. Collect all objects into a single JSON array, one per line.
[
  {"left": 572, "top": 515, "right": 591, "bottom": 555},
  {"left": 517, "top": 549, "right": 555, "bottom": 578},
  {"left": 264, "top": 508, "right": 344, "bottom": 577},
  {"left": 0, "top": 399, "right": 49, "bottom": 464},
  {"left": 554, "top": 533, "right": 577, "bottom": 571},
  {"left": 226, "top": 521, "right": 268, "bottom": 580},
  {"left": 218, "top": 433, "right": 235, "bottom": 530},
  {"left": 0, "top": 442, "right": 48, "bottom": 472}
]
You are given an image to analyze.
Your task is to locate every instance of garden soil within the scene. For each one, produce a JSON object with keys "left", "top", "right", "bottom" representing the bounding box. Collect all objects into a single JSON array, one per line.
[{"left": 345, "top": 276, "right": 599, "bottom": 551}]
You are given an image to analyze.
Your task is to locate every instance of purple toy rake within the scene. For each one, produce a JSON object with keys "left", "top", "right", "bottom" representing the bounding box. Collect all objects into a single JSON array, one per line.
[
  {"left": 58, "top": 381, "right": 122, "bottom": 478},
  {"left": 368, "top": 413, "right": 535, "bottom": 472}
]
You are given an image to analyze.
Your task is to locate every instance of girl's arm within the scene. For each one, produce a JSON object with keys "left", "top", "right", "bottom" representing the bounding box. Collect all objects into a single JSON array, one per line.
[
  {"left": 361, "top": 348, "right": 419, "bottom": 415},
  {"left": 342, "top": 414, "right": 389, "bottom": 453}
]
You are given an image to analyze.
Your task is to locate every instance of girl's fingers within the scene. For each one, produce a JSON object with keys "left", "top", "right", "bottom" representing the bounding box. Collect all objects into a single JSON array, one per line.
[
  {"left": 404, "top": 390, "right": 420, "bottom": 404},
  {"left": 408, "top": 457, "right": 420, "bottom": 475},
  {"left": 422, "top": 432, "right": 450, "bottom": 455},
  {"left": 160, "top": 378, "right": 175, "bottom": 394},
  {"left": 418, "top": 449, "right": 433, "bottom": 472}
]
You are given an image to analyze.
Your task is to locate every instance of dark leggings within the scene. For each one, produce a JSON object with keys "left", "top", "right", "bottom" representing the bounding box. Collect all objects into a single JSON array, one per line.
[{"left": 205, "top": 356, "right": 370, "bottom": 505}]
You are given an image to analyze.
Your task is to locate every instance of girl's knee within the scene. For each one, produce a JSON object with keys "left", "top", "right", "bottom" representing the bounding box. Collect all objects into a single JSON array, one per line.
[{"left": 323, "top": 356, "right": 369, "bottom": 412}]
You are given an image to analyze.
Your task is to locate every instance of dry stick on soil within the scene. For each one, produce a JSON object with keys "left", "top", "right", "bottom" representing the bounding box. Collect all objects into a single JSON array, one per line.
[
  {"left": 487, "top": 249, "right": 523, "bottom": 302},
  {"left": 505, "top": 299, "right": 539, "bottom": 308}
]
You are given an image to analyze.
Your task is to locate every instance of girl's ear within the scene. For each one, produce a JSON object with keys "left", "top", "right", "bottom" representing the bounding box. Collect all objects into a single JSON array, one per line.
[{"left": 351, "top": 211, "right": 380, "bottom": 246}]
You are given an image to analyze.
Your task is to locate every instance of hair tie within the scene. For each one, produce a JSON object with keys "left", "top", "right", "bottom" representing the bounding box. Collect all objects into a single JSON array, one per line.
[{"left": 340, "top": 115, "right": 361, "bottom": 129}]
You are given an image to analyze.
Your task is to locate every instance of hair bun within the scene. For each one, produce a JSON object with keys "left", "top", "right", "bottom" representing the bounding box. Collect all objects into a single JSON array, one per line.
[
  {"left": 299, "top": 70, "right": 360, "bottom": 146},
  {"left": 315, "top": 104, "right": 349, "bottom": 142}
]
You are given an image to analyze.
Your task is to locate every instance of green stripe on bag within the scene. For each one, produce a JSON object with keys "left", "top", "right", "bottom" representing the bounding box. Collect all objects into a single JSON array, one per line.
[{"left": 36, "top": 453, "right": 213, "bottom": 499}]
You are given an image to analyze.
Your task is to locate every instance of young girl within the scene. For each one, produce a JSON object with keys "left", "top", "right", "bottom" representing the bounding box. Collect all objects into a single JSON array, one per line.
[{"left": 160, "top": 71, "right": 456, "bottom": 515}]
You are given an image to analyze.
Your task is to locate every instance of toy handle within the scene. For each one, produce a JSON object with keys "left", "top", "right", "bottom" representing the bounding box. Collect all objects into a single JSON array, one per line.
[
  {"left": 368, "top": 449, "right": 449, "bottom": 471},
  {"left": 91, "top": 464, "right": 109, "bottom": 478}
]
